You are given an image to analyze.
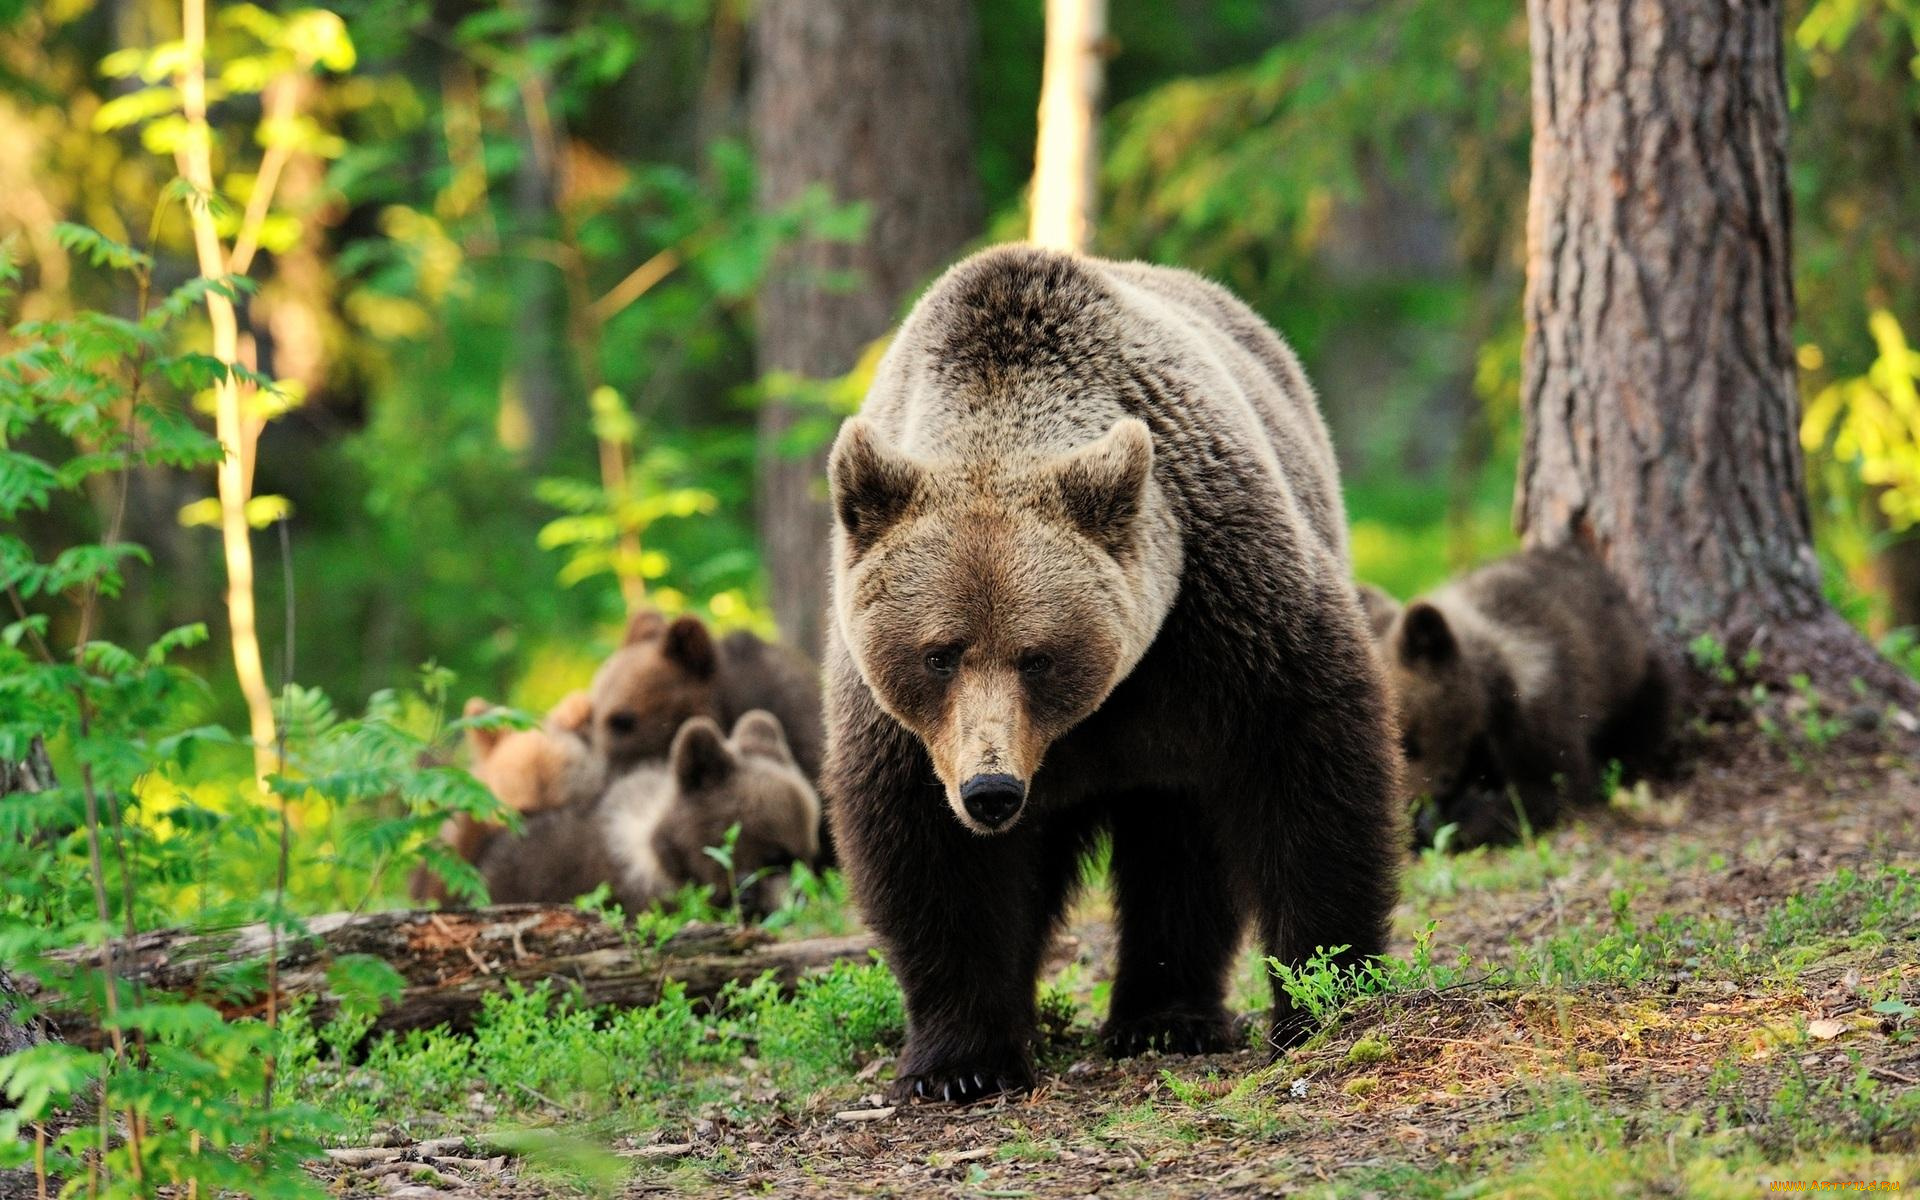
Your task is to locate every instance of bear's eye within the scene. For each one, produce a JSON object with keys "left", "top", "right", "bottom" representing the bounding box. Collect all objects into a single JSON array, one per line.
[
  {"left": 607, "top": 711, "right": 639, "bottom": 736},
  {"left": 1400, "top": 731, "right": 1421, "bottom": 761},
  {"left": 924, "top": 646, "right": 962, "bottom": 678},
  {"left": 1017, "top": 652, "right": 1054, "bottom": 678}
]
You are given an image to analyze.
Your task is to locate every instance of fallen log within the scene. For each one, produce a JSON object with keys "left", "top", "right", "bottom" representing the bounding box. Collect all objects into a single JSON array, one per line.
[{"left": 36, "top": 906, "right": 876, "bottom": 1043}]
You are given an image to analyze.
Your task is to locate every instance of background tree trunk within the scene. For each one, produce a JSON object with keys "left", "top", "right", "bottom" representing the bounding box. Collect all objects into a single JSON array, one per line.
[
  {"left": 1029, "top": 0, "right": 1106, "bottom": 252},
  {"left": 750, "top": 0, "right": 983, "bottom": 657},
  {"left": 1515, "top": 0, "right": 1917, "bottom": 704}
]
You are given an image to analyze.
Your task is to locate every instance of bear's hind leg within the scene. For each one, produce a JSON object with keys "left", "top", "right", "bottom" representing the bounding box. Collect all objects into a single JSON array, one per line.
[
  {"left": 1103, "top": 792, "right": 1244, "bottom": 1057},
  {"left": 1229, "top": 731, "right": 1400, "bottom": 1053}
]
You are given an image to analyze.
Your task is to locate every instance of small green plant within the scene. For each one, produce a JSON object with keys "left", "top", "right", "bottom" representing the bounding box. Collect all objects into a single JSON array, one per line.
[
  {"left": 1791, "top": 673, "right": 1847, "bottom": 750},
  {"left": 1598, "top": 758, "right": 1625, "bottom": 801},
  {"left": 701, "top": 821, "right": 768, "bottom": 928},
  {"left": 1689, "top": 633, "right": 1738, "bottom": 684},
  {"left": 726, "top": 957, "right": 904, "bottom": 1095},
  {"left": 759, "top": 862, "right": 853, "bottom": 936},
  {"left": 1763, "top": 864, "right": 1919, "bottom": 953},
  {"left": 1265, "top": 922, "right": 1457, "bottom": 1026}
]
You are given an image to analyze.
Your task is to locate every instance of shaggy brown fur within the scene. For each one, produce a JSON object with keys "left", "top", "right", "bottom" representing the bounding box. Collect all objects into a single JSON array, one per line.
[
  {"left": 714, "top": 628, "right": 832, "bottom": 863},
  {"left": 1380, "top": 547, "right": 1669, "bottom": 849},
  {"left": 587, "top": 611, "right": 725, "bottom": 773},
  {"left": 823, "top": 245, "right": 1401, "bottom": 1104},
  {"left": 408, "top": 695, "right": 604, "bottom": 903},
  {"left": 478, "top": 711, "right": 820, "bottom": 918}
]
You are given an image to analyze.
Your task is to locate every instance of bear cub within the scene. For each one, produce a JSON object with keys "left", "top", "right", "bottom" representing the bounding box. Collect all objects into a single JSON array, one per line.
[
  {"left": 408, "top": 694, "right": 603, "bottom": 903},
  {"left": 587, "top": 611, "right": 727, "bottom": 773},
  {"left": 589, "top": 609, "right": 824, "bottom": 783},
  {"left": 590, "top": 609, "right": 830, "bottom": 859},
  {"left": 478, "top": 711, "right": 821, "bottom": 919},
  {"left": 1377, "top": 547, "right": 1668, "bottom": 848}
]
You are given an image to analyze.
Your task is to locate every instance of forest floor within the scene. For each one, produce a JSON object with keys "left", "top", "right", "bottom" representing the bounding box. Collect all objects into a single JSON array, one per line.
[{"left": 315, "top": 723, "right": 1920, "bottom": 1198}]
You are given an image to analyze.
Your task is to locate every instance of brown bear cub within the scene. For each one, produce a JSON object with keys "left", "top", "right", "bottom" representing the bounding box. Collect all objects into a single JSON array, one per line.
[
  {"left": 591, "top": 607, "right": 829, "bottom": 857},
  {"left": 1378, "top": 547, "right": 1668, "bottom": 849},
  {"left": 587, "top": 611, "right": 727, "bottom": 774},
  {"left": 408, "top": 695, "right": 604, "bottom": 903},
  {"left": 477, "top": 711, "right": 821, "bottom": 919},
  {"left": 824, "top": 246, "right": 1402, "bottom": 1104},
  {"left": 590, "top": 610, "right": 824, "bottom": 782}
]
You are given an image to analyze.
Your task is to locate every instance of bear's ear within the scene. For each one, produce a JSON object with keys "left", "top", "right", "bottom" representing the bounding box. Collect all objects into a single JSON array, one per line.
[
  {"left": 546, "top": 690, "right": 593, "bottom": 735},
  {"left": 623, "top": 609, "right": 667, "bottom": 645},
  {"left": 1050, "top": 418, "right": 1153, "bottom": 554},
  {"left": 662, "top": 615, "right": 717, "bottom": 679},
  {"left": 829, "top": 419, "right": 923, "bottom": 555},
  {"left": 729, "top": 709, "right": 792, "bottom": 763},
  {"left": 1356, "top": 583, "right": 1402, "bottom": 640},
  {"left": 463, "top": 697, "right": 503, "bottom": 759},
  {"left": 670, "top": 716, "right": 735, "bottom": 793},
  {"left": 1398, "top": 602, "right": 1456, "bottom": 665}
]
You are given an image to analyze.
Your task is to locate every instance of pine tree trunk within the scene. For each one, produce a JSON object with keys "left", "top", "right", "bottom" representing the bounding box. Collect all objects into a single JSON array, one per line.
[
  {"left": 1515, "top": 0, "right": 1917, "bottom": 704},
  {"left": 750, "top": 0, "right": 982, "bottom": 656}
]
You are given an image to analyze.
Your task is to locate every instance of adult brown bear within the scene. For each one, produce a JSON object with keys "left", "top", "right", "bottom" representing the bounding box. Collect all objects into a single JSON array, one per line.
[{"left": 822, "top": 245, "right": 1402, "bottom": 1103}]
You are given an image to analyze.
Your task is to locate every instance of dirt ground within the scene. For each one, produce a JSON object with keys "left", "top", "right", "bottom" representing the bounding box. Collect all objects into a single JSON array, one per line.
[{"left": 320, "top": 729, "right": 1920, "bottom": 1198}]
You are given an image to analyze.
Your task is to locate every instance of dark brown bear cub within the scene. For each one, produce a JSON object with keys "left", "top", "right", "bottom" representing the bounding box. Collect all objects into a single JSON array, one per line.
[
  {"left": 824, "top": 246, "right": 1402, "bottom": 1104},
  {"left": 1380, "top": 547, "right": 1668, "bottom": 849},
  {"left": 592, "top": 609, "right": 828, "bottom": 854}
]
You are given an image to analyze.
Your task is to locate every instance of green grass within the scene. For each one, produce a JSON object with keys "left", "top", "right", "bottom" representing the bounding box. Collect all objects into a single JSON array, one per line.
[
  {"left": 257, "top": 828, "right": 1920, "bottom": 1195},
  {"left": 281, "top": 957, "right": 903, "bottom": 1147},
  {"left": 1406, "top": 833, "right": 1573, "bottom": 900}
]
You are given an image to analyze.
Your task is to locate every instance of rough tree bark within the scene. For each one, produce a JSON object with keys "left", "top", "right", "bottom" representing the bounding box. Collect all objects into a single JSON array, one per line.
[
  {"left": 1516, "top": 0, "right": 1918, "bottom": 704},
  {"left": 751, "top": 0, "right": 982, "bottom": 656}
]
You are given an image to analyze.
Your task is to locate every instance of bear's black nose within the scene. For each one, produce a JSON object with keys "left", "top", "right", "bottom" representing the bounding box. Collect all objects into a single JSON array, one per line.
[{"left": 960, "top": 774, "right": 1026, "bottom": 828}]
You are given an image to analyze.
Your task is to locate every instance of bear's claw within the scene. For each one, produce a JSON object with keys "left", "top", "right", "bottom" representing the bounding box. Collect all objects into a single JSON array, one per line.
[
  {"left": 1101, "top": 1009, "right": 1239, "bottom": 1058},
  {"left": 897, "top": 1067, "right": 1029, "bottom": 1106}
]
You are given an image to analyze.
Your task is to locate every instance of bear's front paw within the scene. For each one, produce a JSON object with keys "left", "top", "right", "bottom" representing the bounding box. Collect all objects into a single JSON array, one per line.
[
  {"left": 891, "top": 1039, "right": 1033, "bottom": 1106},
  {"left": 1102, "top": 1007, "right": 1238, "bottom": 1058},
  {"left": 892, "top": 1066, "right": 1031, "bottom": 1106}
]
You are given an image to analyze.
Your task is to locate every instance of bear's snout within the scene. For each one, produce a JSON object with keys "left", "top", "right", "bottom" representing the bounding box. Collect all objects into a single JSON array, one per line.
[{"left": 959, "top": 773, "right": 1026, "bottom": 830}]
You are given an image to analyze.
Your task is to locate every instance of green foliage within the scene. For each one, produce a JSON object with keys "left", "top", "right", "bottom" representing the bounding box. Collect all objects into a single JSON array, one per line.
[
  {"left": 1265, "top": 922, "right": 1459, "bottom": 1027},
  {"left": 1805, "top": 312, "right": 1920, "bottom": 530},
  {"left": 280, "top": 957, "right": 903, "bottom": 1141},
  {"left": 0, "top": 225, "right": 510, "bottom": 1191},
  {"left": 1763, "top": 865, "right": 1919, "bottom": 954},
  {"left": 284, "top": 977, "right": 743, "bottom": 1137},
  {"left": 729, "top": 958, "right": 904, "bottom": 1095}
]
